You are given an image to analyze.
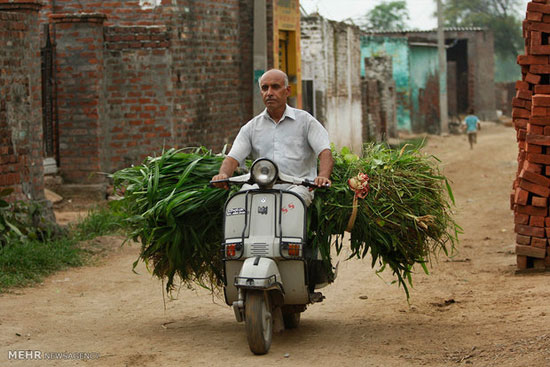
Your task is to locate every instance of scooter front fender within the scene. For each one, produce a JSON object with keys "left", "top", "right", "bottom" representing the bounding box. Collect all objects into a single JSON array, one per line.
[{"left": 234, "top": 257, "right": 284, "bottom": 293}]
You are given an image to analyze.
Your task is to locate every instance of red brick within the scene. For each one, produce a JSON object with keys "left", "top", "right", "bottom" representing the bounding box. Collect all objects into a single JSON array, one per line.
[
  {"left": 517, "top": 80, "right": 531, "bottom": 90},
  {"left": 531, "top": 106, "right": 549, "bottom": 116},
  {"left": 528, "top": 2, "right": 550, "bottom": 14},
  {"left": 518, "top": 55, "right": 548, "bottom": 65},
  {"left": 525, "top": 134, "right": 550, "bottom": 146},
  {"left": 531, "top": 65, "right": 550, "bottom": 75},
  {"left": 523, "top": 161, "right": 542, "bottom": 174},
  {"left": 519, "top": 169, "right": 550, "bottom": 186},
  {"left": 517, "top": 204, "right": 548, "bottom": 217},
  {"left": 528, "top": 124, "right": 544, "bottom": 135},
  {"left": 535, "top": 85, "right": 550, "bottom": 94},
  {"left": 517, "top": 234, "right": 532, "bottom": 245},
  {"left": 533, "top": 94, "right": 550, "bottom": 107},
  {"left": 519, "top": 179, "right": 550, "bottom": 197},
  {"left": 530, "top": 45, "right": 550, "bottom": 55},
  {"left": 532, "top": 196, "right": 548, "bottom": 208},
  {"left": 516, "top": 244, "right": 547, "bottom": 259},
  {"left": 517, "top": 255, "right": 528, "bottom": 270},
  {"left": 530, "top": 215, "right": 546, "bottom": 226},
  {"left": 514, "top": 119, "right": 528, "bottom": 129},
  {"left": 516, "top": 89, "right": 533, "bottom": 100},
  {"left": 532, "top": 237, "right": 547, "bottom": 248},
  {"left": 515, "top": 223, "right": 546, "bottom": 237},
  {"left": 529, "top": 116, "right": 550, "bottom": 126},
  {"left": 546, "top": 227, "right": 550, "bottom": 237},
  {"left": 526, "top": 72, "right": 542, "bottom": 84},
  {"left": 515, "top": 213, "right": 531, "bottom": 225},
  {"left": 527, "top": 153, "right": 550, "bottom": 165},
  {"left": 546, "top": 166, "right": 550, "bottom": 176},
  {"left": 528, "top": 10, "right": 542, "bottom": 21}
]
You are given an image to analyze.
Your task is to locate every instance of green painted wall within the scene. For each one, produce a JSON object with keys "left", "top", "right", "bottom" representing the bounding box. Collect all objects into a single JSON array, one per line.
[
  {"left": 361, "top": 36, "right": 411, "bottom": 132},
  {"left": 409, "top": 46, "right": 439, "bottom": 132}
]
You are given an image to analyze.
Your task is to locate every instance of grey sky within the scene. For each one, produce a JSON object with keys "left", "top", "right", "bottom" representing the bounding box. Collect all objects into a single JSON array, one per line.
[{"left": 300, "top": 0, "right": 530, "bottom": 30}]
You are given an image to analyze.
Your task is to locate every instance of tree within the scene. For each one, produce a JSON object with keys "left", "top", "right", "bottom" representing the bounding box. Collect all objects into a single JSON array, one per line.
[
  {"left": 359, "top": 1, "right": 410, "bottom": 31},
  {"left": 441, "top": 0, "right": 523, "bottom": 59}
]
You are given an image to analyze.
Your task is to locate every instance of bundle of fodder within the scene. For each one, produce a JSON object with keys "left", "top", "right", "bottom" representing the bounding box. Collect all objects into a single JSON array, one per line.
[
  {"left": 111, "top": 148, "right": 231, "bottom": 291},
  {"left": 310, "top": 144, "right": 460, "bottom": 297},
  {"left": 112, "top": 144, "right": 459, "bottom": 297}
]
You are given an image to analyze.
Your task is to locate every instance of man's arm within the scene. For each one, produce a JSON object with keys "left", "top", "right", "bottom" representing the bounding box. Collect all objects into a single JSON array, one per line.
[
  {"left": 314, "top": 148, "right": 333, "bottom": 188},
  {"left": 211, "top": 156, "right": 239, "bottom": 189}
]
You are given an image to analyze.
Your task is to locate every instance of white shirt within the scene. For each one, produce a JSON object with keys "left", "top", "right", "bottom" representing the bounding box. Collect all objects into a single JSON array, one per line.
[{"left": 228, "top": 105, "right": 330, "bottom": 180}]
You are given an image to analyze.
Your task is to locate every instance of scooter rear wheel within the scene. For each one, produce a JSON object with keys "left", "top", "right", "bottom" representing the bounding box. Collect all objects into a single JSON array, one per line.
[
  {"left": 245, "top": 291, "right": 272, "bottom": 355},
  {"left": 282, "top": 311, "right": 301, "bottom": 329}
]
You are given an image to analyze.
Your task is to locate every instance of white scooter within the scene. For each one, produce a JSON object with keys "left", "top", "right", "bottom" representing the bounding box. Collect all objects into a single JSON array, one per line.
[{"left": 211, "top": 158, "right": 332, "bottom": 355}]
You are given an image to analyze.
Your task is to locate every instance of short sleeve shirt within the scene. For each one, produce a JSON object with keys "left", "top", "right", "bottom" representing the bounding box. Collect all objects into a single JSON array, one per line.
[
  {"left": 464, "top": 115, "right": 479, "bottom": 133},
  {"left": 228, "top": 105, "right": 331, "bottom": 180}
]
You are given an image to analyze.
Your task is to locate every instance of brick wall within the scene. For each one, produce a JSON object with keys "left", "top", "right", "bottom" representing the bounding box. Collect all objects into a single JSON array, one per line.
[
  {"left": 40, "top": 0, "right": 254, "bottom": 183},
  {"left": 50, "top": 13, "right": 106, "bottom": 183},
  {"left": 0, "top": 1, "right": 45, "bottom": 201},
  {"left": 103, "top": 25, "right": 172, "bottom": 172}
]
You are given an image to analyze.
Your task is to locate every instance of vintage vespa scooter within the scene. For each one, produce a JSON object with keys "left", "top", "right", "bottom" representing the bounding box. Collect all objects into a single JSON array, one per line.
[{"left": 210, "top": 158, "right": 332, "bottom": 355}]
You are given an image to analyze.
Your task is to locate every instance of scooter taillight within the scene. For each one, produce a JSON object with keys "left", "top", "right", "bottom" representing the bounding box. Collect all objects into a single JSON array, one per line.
[
  {"left": 227, "top": 244, "right": 236, "bottom": 257},
  {"left": 224, "top": 242, "right": 243, "bottom": 259},
  {"left": 281, "top": 242, "right": 303, "bottom": 258},
  {"left": 288, "top": 244, "right": 301, "bottom": 257}
]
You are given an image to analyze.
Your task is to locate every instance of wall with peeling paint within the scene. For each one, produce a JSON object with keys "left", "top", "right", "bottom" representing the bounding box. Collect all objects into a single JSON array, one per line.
[
  {"left": 361, "top": 36, "right": 411, "bottom": 132},
  {"left": 409, "top": 45, "right": 439, "bottom": 133},
  {"left": 301, "top": 16, "right": 363, "bottom": 153}
]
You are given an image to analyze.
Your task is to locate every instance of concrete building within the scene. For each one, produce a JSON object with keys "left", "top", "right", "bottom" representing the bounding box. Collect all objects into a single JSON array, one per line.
[
  {"left": 362, "top": 28, "right": 497, "bottom": 133},
  {"left": 301, "top": 15, "right": 363, "bottom": 153}
]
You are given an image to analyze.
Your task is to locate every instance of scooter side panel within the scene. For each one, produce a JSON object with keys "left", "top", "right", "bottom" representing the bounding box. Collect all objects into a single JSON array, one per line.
[
  {"left": 278, "top": 260, "right": 309, "bottom": 304},
  {"left": 224, "top": 260, "right": 243, "bottom": 305}
]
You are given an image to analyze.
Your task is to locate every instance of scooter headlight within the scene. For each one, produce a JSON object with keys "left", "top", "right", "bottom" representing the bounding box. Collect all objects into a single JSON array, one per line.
[{"left": 251, "top": 158, "right": 278, "bottom": 187}]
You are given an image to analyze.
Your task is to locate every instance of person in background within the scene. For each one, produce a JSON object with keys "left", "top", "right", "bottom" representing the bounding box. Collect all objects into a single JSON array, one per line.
[{"left": 462, "top": 108, "right": 481, "bottom": 150}]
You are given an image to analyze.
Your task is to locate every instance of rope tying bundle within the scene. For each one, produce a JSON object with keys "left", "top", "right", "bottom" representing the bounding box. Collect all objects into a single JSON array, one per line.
[{"left": 345, "top": 172, "right": 370, "bottom": 232}]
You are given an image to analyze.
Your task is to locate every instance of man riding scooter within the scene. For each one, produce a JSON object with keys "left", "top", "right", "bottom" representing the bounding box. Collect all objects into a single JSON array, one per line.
[{"left": 211, "top": 69, "right": 334, "bottom": 354}]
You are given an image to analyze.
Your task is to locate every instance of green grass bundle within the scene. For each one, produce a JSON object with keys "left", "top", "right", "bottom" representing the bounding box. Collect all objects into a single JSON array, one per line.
[
  {"left": 311, "top": 144, "right": 460, "bottom": 297},
  {"left": 111, "top": 148, "right": 231, "bottom": 291},
  {"left": 113, "top": 144, "right": 459, "bottom": 297}
]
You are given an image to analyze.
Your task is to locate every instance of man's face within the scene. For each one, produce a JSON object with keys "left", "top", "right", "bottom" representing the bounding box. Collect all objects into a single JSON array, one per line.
[{"left": 260, "top": 71, "right": 290, "bottom": 112}]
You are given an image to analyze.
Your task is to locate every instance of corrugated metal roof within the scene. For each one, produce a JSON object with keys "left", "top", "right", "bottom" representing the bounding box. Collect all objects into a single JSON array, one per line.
[{"left": 364, "top": 27, "right": 486, "bottom": 34}]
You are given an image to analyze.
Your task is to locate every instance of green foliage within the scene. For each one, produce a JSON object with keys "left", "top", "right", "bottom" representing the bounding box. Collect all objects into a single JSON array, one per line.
[
  {"left": 0, "top": 189, "right": 58, "bottom": 247},
  {"left": 0, "top": 203, "right": 125, "bottom": 292},
  {"left": 112, "top": 147, "right": 232, "bottom": 292},
  {"left": 311, "top": 144, "right": 460, "bottom": 298},
  {"left": 360, "top": 1, "right": 410, "bottom": 31},
  {"left": 442, "top": 0, "right": 523, "bottom": 58}
]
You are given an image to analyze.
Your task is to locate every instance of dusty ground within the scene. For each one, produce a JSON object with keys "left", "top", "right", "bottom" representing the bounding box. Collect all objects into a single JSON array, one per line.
[{"left": 2, "top": 121, "right": 550, "bottom": 366}]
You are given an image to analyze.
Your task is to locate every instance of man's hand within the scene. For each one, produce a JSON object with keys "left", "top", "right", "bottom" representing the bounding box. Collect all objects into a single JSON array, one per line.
[
  {"left": 211, "top": 156, "right": 239, "bottom": 190},
  {"left": 211, "top": 173, "right": 229, "bottom": 189},
  {"left": 310, "top": 176, "right": 331, "bottom": 191}
]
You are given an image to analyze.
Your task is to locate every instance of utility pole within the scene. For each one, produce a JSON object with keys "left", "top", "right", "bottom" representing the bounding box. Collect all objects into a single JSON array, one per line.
[
  {"left": 253, "top": 0, "right": 267, "bottom": 115},
  {"left": 437, "top": 0, "right": 448, "bottom": 134}
]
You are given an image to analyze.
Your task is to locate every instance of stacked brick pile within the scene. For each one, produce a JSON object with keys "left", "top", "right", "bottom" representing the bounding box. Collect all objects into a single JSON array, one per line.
[{"left": 512, "top": 0, "right": 550, "bottom": 270}]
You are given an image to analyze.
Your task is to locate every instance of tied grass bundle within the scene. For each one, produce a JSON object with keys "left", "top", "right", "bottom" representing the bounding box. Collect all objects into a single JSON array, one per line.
[
  {"left": 310, "top": 144, "right": 460, "bottom": 297},
  {"left": 112, "top": 148, "right": 232, "bottom": 291},
  {"left": 113, "top": 143, "right": 459, "bottom": 297}
]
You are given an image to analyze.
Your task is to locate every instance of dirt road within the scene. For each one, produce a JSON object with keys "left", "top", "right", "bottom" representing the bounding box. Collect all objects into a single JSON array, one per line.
[{"left": 2, "top": 121, "right": 550, "bottom": 366}]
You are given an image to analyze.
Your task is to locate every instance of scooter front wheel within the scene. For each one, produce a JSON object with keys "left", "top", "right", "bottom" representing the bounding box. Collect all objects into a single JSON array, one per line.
[{"left": 245, "top": 290, "right": 272, "bottom": 355}]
